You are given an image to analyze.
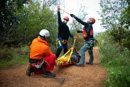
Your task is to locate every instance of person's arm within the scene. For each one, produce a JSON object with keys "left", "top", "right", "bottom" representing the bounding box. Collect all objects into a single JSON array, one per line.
[
  {"left": 70, "top": 33, "right": 74, "bottom": 38},
  {"left": 43, "top": 46, "right": 52, "bottom": 56},
  {"left": 70, "top": 14, "right": 89, "bottom": 27},
  {"left": 57, "top": 6, "right": 62, "bottom": 25},
  {"left": 68, "top": 27, "right": 74, "bottom": 38}
]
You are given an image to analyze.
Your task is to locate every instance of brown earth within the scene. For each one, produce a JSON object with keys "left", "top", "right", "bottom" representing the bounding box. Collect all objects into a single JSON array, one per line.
[{"left": 0, "top": 47, "right": 108, "bottom": 87}]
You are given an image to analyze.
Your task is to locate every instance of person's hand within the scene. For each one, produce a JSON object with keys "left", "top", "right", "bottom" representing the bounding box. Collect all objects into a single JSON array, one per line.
[
  {"left": 57, "top": 5, "right": 60, "bottom": 11},
  {"left": 77, "top": 30, "right": 80, "bottom": 33},
  {"left": 73, "top": 36, "right": 76, "bottom": 39},
  {"left": 70, "top": 14, "right": 75, "bottom": 17}
]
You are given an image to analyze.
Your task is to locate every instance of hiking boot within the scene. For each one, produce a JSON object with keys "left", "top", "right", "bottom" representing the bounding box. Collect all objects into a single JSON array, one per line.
[
  {"left": 43, "top": 71, "right": 56, "bottom": 78},
  {"left": 26, "top": 65, "right": 35, "bottom": 76},
  {"left": 75, "top": 63, "right": 84, "bottom": 67},
  {"left": 86, "top": 62, "right": 93, "bottom": 65}
]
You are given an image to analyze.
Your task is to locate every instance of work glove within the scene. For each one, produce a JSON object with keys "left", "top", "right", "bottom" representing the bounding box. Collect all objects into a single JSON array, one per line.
[
  {"left": 57, "top": 5, "right": 60, "bottom": 11},
  {"left": 77, "top": 30, "right": 81, "bottom": 33},
  {"left": 70, "top": 14, "right": 75, "bottom": 18}
]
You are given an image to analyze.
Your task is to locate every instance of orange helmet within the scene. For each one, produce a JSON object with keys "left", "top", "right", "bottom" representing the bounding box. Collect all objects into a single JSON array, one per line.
[
  {"left": 64, "top": 16, "right": 69, "bottom": 21},
  {"left": 90, "top": 18, "right": 96, "bottom": 24}
]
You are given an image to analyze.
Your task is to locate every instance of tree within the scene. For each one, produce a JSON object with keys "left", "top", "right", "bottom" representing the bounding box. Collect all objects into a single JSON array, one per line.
[
  {"left": 0, "top": 0, "right": 58, "bottom": 45},
  {"left": 121, "top": 4, "right": 130, "bottom": 29},
  {"left": 99, "top": 0, "right": 130, "bottom": 49},
  {"left": 98, "top": 0, "right": 129, "bottom": 42},
  {"left": 0, "top": 0, "right": 27, "bottom": 43},
  {"left": 8, "top": 2, "right": 57, "bottom": 45}
]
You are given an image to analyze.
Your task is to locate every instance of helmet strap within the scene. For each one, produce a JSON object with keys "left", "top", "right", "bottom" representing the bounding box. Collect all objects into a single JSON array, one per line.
[
  {"left": 39, "top": 35, "right": 49, "bottom": 41},
  {"left": 39, "top": 35, "right": 45, "bottom": 40}
]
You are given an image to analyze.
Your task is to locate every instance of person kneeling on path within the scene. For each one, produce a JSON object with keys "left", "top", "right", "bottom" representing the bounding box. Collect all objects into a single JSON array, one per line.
[
  {"left": 26, "top": 29, "right": 56, "bottom": 77},
  {"left": 70, "top": 14, "right": 96, "bottom": 66},
  {"left": 55, "top": 5, "right": 74, "bottom": 59}
]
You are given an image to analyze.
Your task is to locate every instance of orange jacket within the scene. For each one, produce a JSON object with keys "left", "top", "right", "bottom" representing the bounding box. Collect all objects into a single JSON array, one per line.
[{"left": 30, "top": 36, "right": 52, "bottom": 60}]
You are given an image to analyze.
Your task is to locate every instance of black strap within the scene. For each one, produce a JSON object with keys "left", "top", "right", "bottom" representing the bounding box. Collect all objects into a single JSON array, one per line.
[{"left": 29, "top": 58, "right": 40, "bottom": 63}]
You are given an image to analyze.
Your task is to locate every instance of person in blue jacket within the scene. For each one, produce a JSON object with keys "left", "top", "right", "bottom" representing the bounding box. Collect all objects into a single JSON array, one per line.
[
  {"left": 70, "top": 14, "right": 96, "bottom": 66},
  {"left": 56, "top": 6, "right": 74, "bottom": 59}
]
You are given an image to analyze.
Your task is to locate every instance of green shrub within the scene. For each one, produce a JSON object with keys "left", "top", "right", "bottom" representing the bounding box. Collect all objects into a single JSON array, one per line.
[
  {"left": 96, "top": 30, "right": 130, "bottom": 87},
  {"left": 0, "top": 46, "right": 30, "bottom": 68},
  {"left": 105, "top": 66, "right": 130, "bottom": 87},
  {"left": 0, "top": 47, "right": 13, "bottom": 63}
]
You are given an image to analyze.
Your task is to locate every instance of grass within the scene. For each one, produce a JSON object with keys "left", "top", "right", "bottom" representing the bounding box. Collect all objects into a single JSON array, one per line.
[{"left": 0, "top": 45, "right": 30, "bottom": 68}]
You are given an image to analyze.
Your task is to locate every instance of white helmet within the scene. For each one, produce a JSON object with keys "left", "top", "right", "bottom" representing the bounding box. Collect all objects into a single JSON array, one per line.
[{"left": 39, "top": 29, "right": 50, "bottom": 38}]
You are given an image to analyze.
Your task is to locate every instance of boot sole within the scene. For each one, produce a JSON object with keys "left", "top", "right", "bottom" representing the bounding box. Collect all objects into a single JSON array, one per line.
[
  {"left": 75, "top": 65, "right": 84, "bottom": 67},
  {"left": 86, "top": 63, "right": 93, "bottom": 65}
]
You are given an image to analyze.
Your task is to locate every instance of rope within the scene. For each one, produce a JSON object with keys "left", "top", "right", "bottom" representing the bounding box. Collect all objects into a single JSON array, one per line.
[
  {"left": 58, "top": 0, "right": 60, "bottom": 5},
  {"left": 60, "top": 9, "right": 83, "bottom": 45},
  {"left": 59, "top": 8, "right": 70, "bottom": 15},
  {"left": 58, "top": 0, "right": 83, "bottom": 46},
  {"left": 72, "top": 18, "right": 80, "bottom": 38},
  {"left": 76, "top": 40, "right": 84, "bottom": 45},
  {"left": 59, "top": 8, "right": 80, "bottom": 38}
]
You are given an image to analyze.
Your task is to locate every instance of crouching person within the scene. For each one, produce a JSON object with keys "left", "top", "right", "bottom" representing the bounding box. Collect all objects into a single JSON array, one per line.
[{"left": 26, "top": 29, "right": 56, "bottom": 78}]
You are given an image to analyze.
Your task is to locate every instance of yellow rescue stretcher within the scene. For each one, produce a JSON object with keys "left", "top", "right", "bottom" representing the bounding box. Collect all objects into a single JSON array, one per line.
[{"left": 56, "top": 39, "right": 81, "bottom": 66}]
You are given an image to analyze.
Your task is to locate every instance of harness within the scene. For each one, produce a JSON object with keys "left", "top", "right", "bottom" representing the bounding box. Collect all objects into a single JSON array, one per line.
[
  {"left": 85, "top": 40, "right": 94, "bottom": 48},
  {"left": 29, "top": 58, "right": 50, "bottom": 69},
  {"left": 83, "top": 26, "right": 93, "bottom": 40},
  {"left": 56, "top": 38, "right": 69, "bottom": 48}
]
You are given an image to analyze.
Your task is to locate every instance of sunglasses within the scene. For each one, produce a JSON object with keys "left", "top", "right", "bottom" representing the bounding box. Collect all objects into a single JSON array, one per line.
[
  {"left": 89, "top": 18, "right": 92, "bottom": 21},
  {"left": 64, "top": 19, "right": 69, "bottom": 21}
]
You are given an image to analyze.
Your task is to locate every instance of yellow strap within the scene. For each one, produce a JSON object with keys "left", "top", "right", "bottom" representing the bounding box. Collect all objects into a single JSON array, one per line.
[
  {"left": 58, "top": 41, "right": 61, "bottom": 46},
  {"left": 39, "top": 60, "right": 50, "bottom": 68},
  {"left": 67, "top": 47, "right": 74, "bottom": 62},
  {"left": 64, "top": 49, "right": 70, "bottom": 55},
  {"left": 61, "top": 40, "right": 68, "bottom": 44},
  {"left": 57, "top": 39, "right": 77, "bottom": 64}
]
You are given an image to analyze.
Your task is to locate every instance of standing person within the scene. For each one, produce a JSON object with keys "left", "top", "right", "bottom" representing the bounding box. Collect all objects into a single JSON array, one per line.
[
  {"left": 26, "top": 29, "right": 56, "bottom": 77},
  {"left": 70, "top": 14, "right": 96, "bottom": 66},
  {"left": 56, "top": 6, "right": 74, "bottom": 59}
]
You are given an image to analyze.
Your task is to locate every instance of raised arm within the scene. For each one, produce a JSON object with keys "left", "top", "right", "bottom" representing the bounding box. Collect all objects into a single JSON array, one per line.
[
  {"left": 57, "top": 6, "right": 62, "bottom": 25},
  {"left": 67, "top": 26, "right": 74, "bottom": 38},
  {"left": 70, "top": 14, "right": 89, "bottom": 27}
]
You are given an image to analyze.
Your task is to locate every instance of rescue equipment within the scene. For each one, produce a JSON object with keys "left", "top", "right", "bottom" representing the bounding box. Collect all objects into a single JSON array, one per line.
[
  {"left": 82, "top": 27, "right": 94, "bottom": 40},
  {"left": 56, "top": 39, "right": 81, "bottom": 66},
  {"left": 56, "top": 38, "right": 69, "bottom": 48}
]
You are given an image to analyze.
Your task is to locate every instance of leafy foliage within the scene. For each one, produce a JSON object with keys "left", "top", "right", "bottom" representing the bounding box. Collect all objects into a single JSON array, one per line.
[
  {"left": 96, "top": 31, "right": 130, "bottom": 87},
  {"left": 0, "top": 0, "right": 58, "bottom": 46},
  {"left": 121, "top": 2, "right": 130, "bottom": 29},
  {"left": 0, "top": 0, "right": 27, "bottom": 42},
  {"left": 98, "top": 0, "right": 130, "bottom": 50},
  {"left": 0, "top": 45, "right": 29, "bottom": 68},
  {"left": 1, "top": 2, "right": 57, "bottom": 46}
]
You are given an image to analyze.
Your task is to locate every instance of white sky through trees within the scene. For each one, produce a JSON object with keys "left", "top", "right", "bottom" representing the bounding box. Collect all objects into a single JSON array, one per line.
[
  {"left": 59, "top": 0, "right": 105, "bottom": 32},
  {"left": 32, "top": 0, "right": 106, "bottom": 33}
]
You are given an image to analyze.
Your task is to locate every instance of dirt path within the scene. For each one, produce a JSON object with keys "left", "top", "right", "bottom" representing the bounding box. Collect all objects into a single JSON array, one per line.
[{"left": 0, "top": 47, "right": 108, "bottom": 87}]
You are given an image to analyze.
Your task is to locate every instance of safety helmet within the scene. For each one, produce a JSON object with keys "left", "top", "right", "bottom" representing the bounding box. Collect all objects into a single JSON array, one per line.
[
  {"left": 39, "top": 29, "right": 50, "bottom": 38},
  {"left": 90, "top": 18, "right": 96, "bottom": 24},
  {"left": 64, "top": 16, "right": 69, "bottom": 21}
]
